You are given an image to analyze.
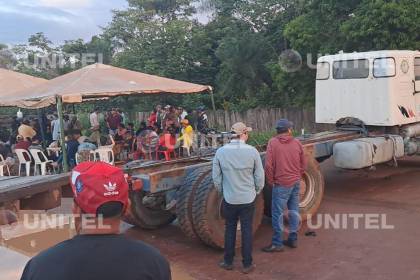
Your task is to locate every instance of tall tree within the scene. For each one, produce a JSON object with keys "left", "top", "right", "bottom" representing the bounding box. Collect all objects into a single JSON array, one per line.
[{"left": 341, "top": 0, "right": 420, "bottom": 51}]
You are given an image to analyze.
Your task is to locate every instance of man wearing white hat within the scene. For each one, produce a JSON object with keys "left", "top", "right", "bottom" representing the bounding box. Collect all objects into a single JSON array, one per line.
[{"left": 212, "top": 122, "right": 265, "bottom": 274}]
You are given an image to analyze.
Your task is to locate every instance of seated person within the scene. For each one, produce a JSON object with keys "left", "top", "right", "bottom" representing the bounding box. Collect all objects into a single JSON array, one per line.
[
  {"left": 56, "top": 135, "right": 80, "bottom": 168},
  {"left": 158, "top": 127, "right": 177, "bottom": 160},
  {"left": 114, "top": 124, "right": 128, "bottom": 143},
  {"left": 132, "top": 126, "right": 158, "bottom": 160},
  {"left": 15, "top": 135, "right": 31, "bottom": 151},
  {"left": 77, "top": 136, "right": 97, "bottom": 152},
  {"left": 136, "top": 121, "right": 148, "bottom": 136},
  {"left": 127, "top": 123, "right": 135, "bottom": 137},
  {"left": 77, "top": 136, "right": 97, "bottom": 163},
  {"left": 29, "top": 138, "right": 43, "bottom": 151}
]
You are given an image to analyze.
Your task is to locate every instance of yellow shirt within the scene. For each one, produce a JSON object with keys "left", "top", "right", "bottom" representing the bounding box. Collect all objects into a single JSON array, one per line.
[{"left": 178, "top": 125, "right": 194, "bottom": 148}]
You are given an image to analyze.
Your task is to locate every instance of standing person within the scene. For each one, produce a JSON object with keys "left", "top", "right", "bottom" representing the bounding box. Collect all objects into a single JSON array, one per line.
[
  {"left": 186, "top": 109, "right": 198, "bottom": 130},
  {"left": 262, "top": 119, "right": 307, "bottom": 253},
  {"left": 11, "top": 116, "right": 20, "bottom": 137},
  {"left": 155, "top": 105, "right": 163, "bottom": 132},
  {"left": 69, "top": 115, "right": 83, "bottom": 132},
  {"left": 163, "top": 106, "right": 179, "bottom": 131},
  {"left": 51, "top": 114, "right": 61, "bottom": 141},
  {"left": 20, "top": 162, "right": 171, "bottom": 280},
  {"left": 106, "top": 109, "right": 122, "bottom": 136},
  {"left": 197, "top": 107, "right": 209, "bottom": 133},
  {"left": 148, "top": 109, "right": 158, "bottom": 127},
  {"left": 212, "top": 122, "right": 265, "bottom": 274},
  {"left": 178, "top": 107, "right": 188, "bottom": 121},
  {"left": 177, "top": 119, "right": 194, "bottom": 156},
  {"left": 90, "top": 107, "right": 101, "bottom": 146},
  {"left": 161, "top": 105, "right": 170, "bottom": 131},
  {"left": 63, "top": 115, "right": 71, "bottom": 136},
  {"left": 117, "top": 108, "right": 127, "bottom": 125},
  {"left": 18, "top": 120, "right": 37, "bottom": 140}
]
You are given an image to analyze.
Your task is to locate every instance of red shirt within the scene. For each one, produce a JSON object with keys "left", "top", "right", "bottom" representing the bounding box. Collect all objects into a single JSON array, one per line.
[
  {"left": 148, "top": 112, "right": 157, "bottom": 126},
  {"left": 15, "top": 141, "right": 31, "bottom": 151},
  {"left": 159, "top": 134, "right": 176, "bottom": 150},
  {"left": 106, "top": 114, "right": 122, "bottom": 130},
  {"left": 265, "top": 135, "right": 307, "bottom": 187}
]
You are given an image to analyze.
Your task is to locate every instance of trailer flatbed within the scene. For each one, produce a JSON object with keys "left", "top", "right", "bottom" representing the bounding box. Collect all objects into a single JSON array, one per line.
[{"left": 0, "top": 174, "right": 70, "bottom": 225}]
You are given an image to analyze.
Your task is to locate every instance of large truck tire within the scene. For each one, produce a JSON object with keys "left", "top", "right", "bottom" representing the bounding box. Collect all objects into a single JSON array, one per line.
[
  {"left": 263, "top": 156, "right": 324, "bottom": 221},
  {"left": 192, "top": 174, "right": 264, "bottom": 249},
  {"left": 176, "top": 166, "right": 212, "bottom": 239},
  {"left": 124, "top": 191, "right": 176, "bottom": 229}
]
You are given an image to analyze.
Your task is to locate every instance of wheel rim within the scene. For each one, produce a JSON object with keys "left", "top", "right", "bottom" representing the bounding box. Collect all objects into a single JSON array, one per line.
[{"left": 300, "top": 171, "right": 315, "bottom": 208}]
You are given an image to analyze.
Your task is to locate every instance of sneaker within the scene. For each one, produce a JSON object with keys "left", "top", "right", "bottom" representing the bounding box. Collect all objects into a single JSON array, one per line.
[
  {"left": 218, "top": 261, "right": 233, "bottom": 271},
  {"left": 261, "top": 244, "right": 285, "bottom": 253},
  {"left": 241, "top": 265, "right": 255, "bottom": 274},
  {"left": 283, "top": 239, "right": 298, "bottom": 248}
]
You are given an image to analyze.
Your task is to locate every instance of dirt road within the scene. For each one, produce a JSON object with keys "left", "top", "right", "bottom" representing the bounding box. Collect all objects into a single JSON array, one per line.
[{"left": 2, "top": 158, "right": 420, "bottom": 279}]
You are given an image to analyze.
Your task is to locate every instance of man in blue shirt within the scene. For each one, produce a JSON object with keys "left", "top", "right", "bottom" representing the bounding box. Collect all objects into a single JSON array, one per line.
[{"left": 212, "top": 122, "right": 265, "bottom": 274}]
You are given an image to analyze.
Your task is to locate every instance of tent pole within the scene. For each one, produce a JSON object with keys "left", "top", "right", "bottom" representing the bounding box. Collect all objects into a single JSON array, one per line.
[
  {"left": 56, "top": 96, "right": 69, "bottom": 172},
  {"left": 37, "top": 108, "right": 47, "bottom": 148},
  {"left": 209, "top": 88, "right": 218, "bottom": 129},
  {"left": 209, "top": 88, "right": 216, "bottom": 111}
]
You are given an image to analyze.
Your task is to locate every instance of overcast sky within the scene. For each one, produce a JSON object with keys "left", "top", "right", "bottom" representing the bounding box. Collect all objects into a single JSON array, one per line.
[{"left": 0, "top": 0, "right": 128, "bottom": 45}]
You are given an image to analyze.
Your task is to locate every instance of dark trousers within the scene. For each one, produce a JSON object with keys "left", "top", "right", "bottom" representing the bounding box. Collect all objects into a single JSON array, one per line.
[{"left": 223, "top": 200, "right": 255, "bottom": 267}]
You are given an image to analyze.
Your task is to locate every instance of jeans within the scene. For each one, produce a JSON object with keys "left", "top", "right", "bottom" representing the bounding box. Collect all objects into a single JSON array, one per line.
[
  {"left": 272, "top": 183, "right": 300, "bottom": 246},
  {"left": 223, "top": 200, "right": 255, "bottom": 267}
]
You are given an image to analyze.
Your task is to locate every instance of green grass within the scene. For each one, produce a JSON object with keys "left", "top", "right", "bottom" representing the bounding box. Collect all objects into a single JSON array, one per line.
[
  {"left": 248, "top": 131, "right": 276, "bottom": 147},
  {"left": 248, "top": 129, "right": 303, "bottom": 148}
]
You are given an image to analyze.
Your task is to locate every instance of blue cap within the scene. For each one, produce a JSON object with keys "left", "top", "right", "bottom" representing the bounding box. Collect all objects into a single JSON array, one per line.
[{"left": 276, "top": 119, "right": 293, "bottom": 130}]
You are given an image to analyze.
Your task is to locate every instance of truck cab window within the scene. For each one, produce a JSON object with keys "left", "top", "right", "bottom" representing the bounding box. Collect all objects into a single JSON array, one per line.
[
  {"left": 333, "top": 59, "right": 369, "bottom": 79},
  {"left": 316, "top": 62, "right": 330, "bottom": 80},
  {"left": 373, "top": 58, "right": 395, "bottom": 78},
  {"left": 415, "top": 58, "right": 420, "bottom": 81}
]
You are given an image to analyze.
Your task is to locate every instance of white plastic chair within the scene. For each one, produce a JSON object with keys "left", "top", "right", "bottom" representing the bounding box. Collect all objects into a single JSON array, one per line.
[
  {"left": 29, "top": 149, "right": 56, "bottom": 175},
  {"left": 93, "top": 148, "right": 115, "bottom": 165},
  {"left": 0, "top": 154, "right": 11, "bottom": 176},
  {"left": 15, "top": 149, "right": 32, "bottom": 176}
]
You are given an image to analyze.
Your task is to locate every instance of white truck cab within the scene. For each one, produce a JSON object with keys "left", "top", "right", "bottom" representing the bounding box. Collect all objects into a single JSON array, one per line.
[{"left": 316, "top": 50, "right": 420, "bottom": 126}]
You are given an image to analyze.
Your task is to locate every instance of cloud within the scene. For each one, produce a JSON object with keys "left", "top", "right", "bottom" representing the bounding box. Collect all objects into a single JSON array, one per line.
[
  {"left": 38, "top": 0, "right": 94, "bottom": 9},
  {"left": 0, "top": 0, "right": 127, "bottom": 44},
  {"left": 0, "top": 5, "right": 72, "bottom": 24}
]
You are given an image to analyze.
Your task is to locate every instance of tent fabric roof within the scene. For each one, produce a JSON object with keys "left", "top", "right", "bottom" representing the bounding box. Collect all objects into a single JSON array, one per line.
[
  {"left": 0, "top": 69, "right": 47, "bottom": 104},
  {"left": 5, "top": 63, "right": 212, "bottom": 109}
]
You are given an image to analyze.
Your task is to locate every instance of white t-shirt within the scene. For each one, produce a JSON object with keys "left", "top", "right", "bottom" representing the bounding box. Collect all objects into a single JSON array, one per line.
[
  {"left": 89, "top": 112, "right": 99, "bottom": 128},
  {"left": 51, "top": 119, "right": 60, "bottom": 141},
  {"left": 180, "top": 110, "right": 188, "bottom": 120}
]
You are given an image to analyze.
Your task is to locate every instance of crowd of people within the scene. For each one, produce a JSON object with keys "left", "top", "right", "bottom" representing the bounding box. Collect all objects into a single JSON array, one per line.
[{"left": 0, "top": 104, "right": 211, "bottom": 174}]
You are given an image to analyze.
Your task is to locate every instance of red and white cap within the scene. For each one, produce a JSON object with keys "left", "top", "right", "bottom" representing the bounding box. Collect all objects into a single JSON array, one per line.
[{"left": 70, "top": 162, "right": 129, "bottom": 215}]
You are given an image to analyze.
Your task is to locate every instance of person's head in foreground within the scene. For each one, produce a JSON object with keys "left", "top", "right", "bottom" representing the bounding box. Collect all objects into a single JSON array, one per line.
[
  {"left": 276, "top": 118, "right": 293, "bottom": 136},
  {"left": 231, "top": 122, "right": 252, "bottom": 142},
  {"left": 20, "top": 161, "right": 172, "bottom": 280},
  {"left": 71, "top": 161, "right": 129, "bottom": 234}
]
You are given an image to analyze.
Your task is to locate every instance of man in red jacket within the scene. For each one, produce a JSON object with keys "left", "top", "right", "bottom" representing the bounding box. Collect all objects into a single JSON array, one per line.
[{"left": 262, "top": 119, "right": 307, "bottom": 252}]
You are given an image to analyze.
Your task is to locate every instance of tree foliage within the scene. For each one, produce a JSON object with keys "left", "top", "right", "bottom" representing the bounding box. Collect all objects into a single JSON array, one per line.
[{"left": 1, "top": 0, "right": 420, "bottom": 111}]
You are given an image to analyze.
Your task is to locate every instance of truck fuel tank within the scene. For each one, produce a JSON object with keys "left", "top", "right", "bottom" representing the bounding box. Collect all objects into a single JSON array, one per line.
[{"left": 333, "top": 136, "right": 404, "bottom": 169}]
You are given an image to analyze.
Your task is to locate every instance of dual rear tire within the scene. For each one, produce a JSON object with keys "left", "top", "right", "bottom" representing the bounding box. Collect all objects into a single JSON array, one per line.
[{"left": 176, "top": 166, "right": 264, "bottom": 249}]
